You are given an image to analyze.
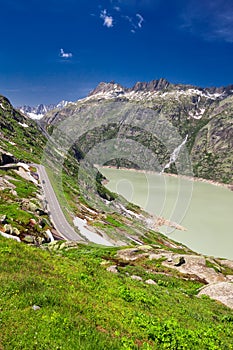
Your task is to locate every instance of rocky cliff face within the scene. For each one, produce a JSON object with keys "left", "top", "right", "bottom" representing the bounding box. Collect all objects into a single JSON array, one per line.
[{"left": 43, "top": 79, "right": 233, "bottom": 184}]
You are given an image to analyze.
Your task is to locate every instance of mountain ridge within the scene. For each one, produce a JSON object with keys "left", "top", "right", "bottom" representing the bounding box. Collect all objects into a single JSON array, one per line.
[
  {"left": 42, "top": 78, "right": 233, "bottom": 185},
  {"left": 88, "top": 78, "right": 233, "bottom": 97},
  {"left": 18, "top": 100, "right": 71, "bottom": 119}
]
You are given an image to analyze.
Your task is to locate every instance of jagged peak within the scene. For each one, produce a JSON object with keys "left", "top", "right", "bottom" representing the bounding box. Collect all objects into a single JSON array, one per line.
[
  {"left": 88, "top": 78, "right": 172, "bottom": 96},
  {"left": 88, "top": 81, "right": 125, "bottom": 96},
  {"left": 0, "top": 95, "right": 12, "bottom": 107},
  {"left": 204, "top": 84, "right": 233, "bottom": 95},
  {"left": 131, "top": 78, "right": 171, "bottom": 92},
  {"left": 87, "top": 78, "right": 233, "bottom": 101}
]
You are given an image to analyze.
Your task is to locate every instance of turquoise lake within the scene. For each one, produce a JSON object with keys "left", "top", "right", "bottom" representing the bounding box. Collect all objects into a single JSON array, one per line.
[{"left": 100, "top": 167, "right": 233, "bottom": 260}]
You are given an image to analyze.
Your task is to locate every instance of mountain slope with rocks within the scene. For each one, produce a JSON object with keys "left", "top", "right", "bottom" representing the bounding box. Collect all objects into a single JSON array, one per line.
[
  {"left": 43, "top": 78, "right": 233, "bottom": 184},
  {"left": 1, "top": 236, "right": 233, "bottom": 350}
]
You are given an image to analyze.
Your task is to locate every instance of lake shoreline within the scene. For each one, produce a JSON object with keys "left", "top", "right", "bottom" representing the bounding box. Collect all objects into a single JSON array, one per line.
[
  {"left": 99, "top": 164, "right": 233, "bottom": 259},
  {"left": 99, "top": 165, "right": 232, "bottom": 191}
]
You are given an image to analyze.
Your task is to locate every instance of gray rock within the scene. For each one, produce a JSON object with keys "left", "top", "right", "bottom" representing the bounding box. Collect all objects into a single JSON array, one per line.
[
  {"left": 59, "top": 241, "right": 78, "bottom": 250},
  {"left": 131, "top": 275, "right": 143, "bottom": 281},
  {"left": 32, "top": 305, "right": 41, "bottom": 311},
  {"left": 145, "top": 279, "right": 157, "bottom": 285},
  {"left": 48, "top": 241, "right": 60, "bottom": 251},
  {"left": 3, "top": 224, "right": 13, "bottom": 234},
  {"left": 107, "top": 265, "right": 118, "bottom": 274},
  {"left": 12, "top": 227, "right": 20, "bottom": 236},
  {"left": 198, "top": 282, "right": 233, "bottom": 309},
  {"left": 0, "top": 214, "right": 6, "bottom": 223},
  {"left": 10, "top": 189, "right": 17, "bottom": 196},
  {"left": 217, "top": 259, "right": 233, "bottom": 270},
  {"left": 163, "top": 255, "right": 227, "bottom": 284}
]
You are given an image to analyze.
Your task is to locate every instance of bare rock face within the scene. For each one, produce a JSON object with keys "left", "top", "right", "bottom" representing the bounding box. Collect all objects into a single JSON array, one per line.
[
  {"left": 198, "top": 282, "right": 233, "bottom": 309},
  {"left": 162, "top": 255, "right": 227, "bottom": 284},
  {"left": 191, "top": 113, "right": 233, "bottom": 182},
  {"left": 88, "top": 81, "right": 125, "bottom": 96},
  {"left": 216, "top": 259, "right": 233, "bottom": 270},
  {"left": 131, "top": 78, "right": 170, "bottom": 92}
]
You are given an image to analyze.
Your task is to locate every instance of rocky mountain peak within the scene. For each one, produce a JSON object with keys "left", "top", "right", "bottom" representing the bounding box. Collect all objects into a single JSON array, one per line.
[
  {"left": 131, "top": 78, "right": 171, "bottom": 92},
  {"left": 88, "top": 81, "right": 125, "bottom": 96},
  {"left": 205, "top": 84, "right": 233, "bottom": 95},
  {"left": 18, "top": 100, "right": 71, "bottom": 119},
  {"left": 88, "top": 78, "right": 173, "bottom": 97},
  {"left": 87, "top": 78, "right": 233, "bottom": 102}
]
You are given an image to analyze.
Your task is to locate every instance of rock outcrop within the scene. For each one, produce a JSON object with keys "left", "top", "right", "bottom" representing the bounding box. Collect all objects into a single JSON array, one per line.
[
  {"left": 108, "top": 246, "right": 233, "bottom": 309},
  {"left": 198, "top": 282, "right": 233, "bottom": 309}
]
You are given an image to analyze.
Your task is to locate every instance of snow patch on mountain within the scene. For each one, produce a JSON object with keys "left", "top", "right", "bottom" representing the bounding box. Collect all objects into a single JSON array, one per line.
[
  {"left": 18, "top": 100, "right": 72, "bottom": 119},
  {"left": 189, "top": 108, "right": 205, "bottom": 120},
  {"left": 82, "top": 82, "right": 229, "bottom": 104},
  {"left": 0, "top": 103, "right": 6, "bottom": 110},
  {"left": 18, "top": 122, "right": 29, "bottom": 128},
  {"left": 26, "top": 112, "right": 45, "bottom": 120}
]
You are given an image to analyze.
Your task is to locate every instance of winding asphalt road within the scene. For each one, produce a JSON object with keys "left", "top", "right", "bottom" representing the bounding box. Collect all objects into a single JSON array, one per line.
[{"left": 35, "top": 164, "right": 85, "bottom": 242}]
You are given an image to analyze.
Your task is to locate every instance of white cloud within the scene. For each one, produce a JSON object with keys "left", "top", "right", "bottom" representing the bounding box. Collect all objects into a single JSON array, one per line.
[
  {"left": 96, "top": 5, "right": 144, "bottom": 33},
  {"left": 60, "top": 48, "right": 73, "bottom": 58},
  {"left": 123, "top": 13, "right": 144, "bottom": 32},
  {"left": 136, "top": 13, "right": 144, "bottom": 28},
  {"left": 100, "top": 9, "right": 114, "bottom": 28}
]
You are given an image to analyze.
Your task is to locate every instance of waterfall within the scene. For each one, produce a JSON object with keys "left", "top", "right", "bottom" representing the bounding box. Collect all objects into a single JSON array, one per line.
[{"left": 161, "top": 134, "right": 188, "bottom": 173}]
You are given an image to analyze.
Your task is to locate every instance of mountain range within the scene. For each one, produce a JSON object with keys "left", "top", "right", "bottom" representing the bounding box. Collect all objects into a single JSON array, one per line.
[
  {"left": 41, "top": 78, "right": 233, "bottom": 184},
  {"left": 18, "top": 100, "right": 71, "bottom": 119}
]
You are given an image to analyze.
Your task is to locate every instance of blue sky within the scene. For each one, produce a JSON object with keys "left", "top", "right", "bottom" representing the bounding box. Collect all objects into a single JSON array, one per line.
[{"left": 1, "top": 0, "right": 233, "bottom": 105}]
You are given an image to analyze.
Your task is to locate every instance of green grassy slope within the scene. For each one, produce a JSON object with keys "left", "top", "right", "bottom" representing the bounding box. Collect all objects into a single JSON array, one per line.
[
  {"left": 1, "top": 237, "right": 233, "bottom": 350},
  {"left": 0, "top": 95, "right": 46, "bottom": 163}
]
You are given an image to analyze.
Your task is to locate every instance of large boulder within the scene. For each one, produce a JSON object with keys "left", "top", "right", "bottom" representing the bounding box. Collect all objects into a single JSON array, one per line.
[
  {"left": 162, "top": 254, "right": 227, "bottom": 284},
  {"left": 198, "top": 282, "right": 233, "bottom": 309}
]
